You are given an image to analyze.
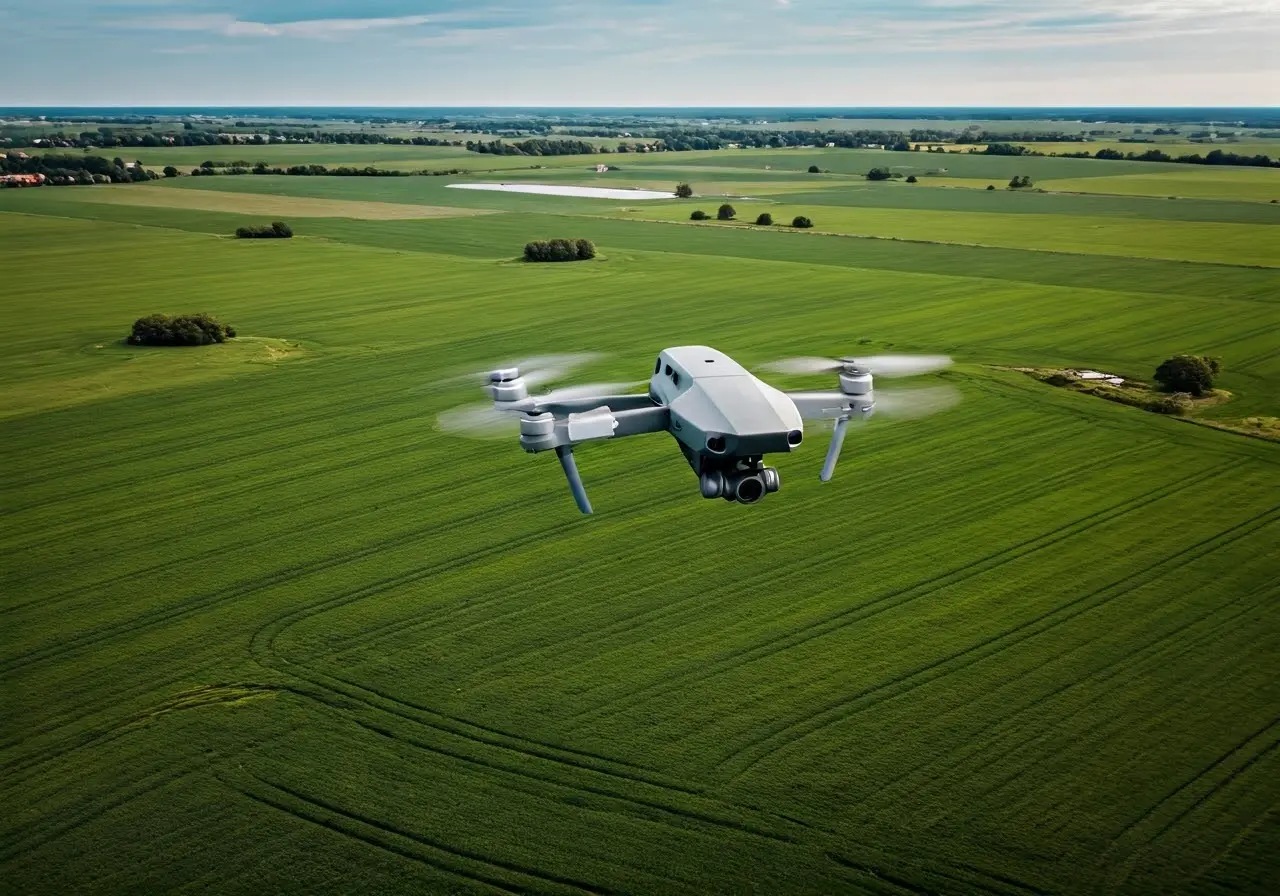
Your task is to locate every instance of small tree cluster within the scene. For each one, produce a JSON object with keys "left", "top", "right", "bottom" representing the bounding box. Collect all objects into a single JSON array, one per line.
[
  {"left": 755, "top": 213, "right": 774, "bottom": 226},
  {"left": 523, "top": 239, "right": 596, "bottom": 262},
  {"left": 808, "top": 165, "right": 821, "bottom": 174},
  {"left": 866, "top": 167, "right": 893, "bottom": 181},
  {"left": 906, "top": 175, "right": 918, "bottom": 183},
  {"left": 675, "top": 183, "right": 693, "bottom": 198},
  {"left": 717, "top": 204, "right": 736, "bottom": 220},
  {"left": 1008, "top": 175, "right": 1034, "bottom": 188},
  {"left": 792, "top": 216, "right": 814, "bottom": 229},
  {"left": 690, "top": 210, "right": 709, "bottom": 220},
  {"left": 128, "top": 313, "right": 236, "bottom": 346},
  {"left": 1154, "top": 355, "right": 1221, "bottom": 397},
  {"left": 235, "top": 221, "right": 293, "bottom": 239}
]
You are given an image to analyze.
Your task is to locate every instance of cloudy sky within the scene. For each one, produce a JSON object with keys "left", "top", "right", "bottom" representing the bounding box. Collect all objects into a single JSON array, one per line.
[{"left": 3, "top": 1, "right": 1277, "bottom": 106}]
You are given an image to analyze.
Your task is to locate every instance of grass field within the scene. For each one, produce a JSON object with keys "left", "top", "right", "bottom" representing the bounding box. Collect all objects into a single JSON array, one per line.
[{"left": 2, "top": 145, "right": 1279, "bottom": 895}]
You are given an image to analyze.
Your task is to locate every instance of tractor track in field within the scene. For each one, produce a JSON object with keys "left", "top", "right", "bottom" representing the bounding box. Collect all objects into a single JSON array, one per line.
[
  {"left": 938, "top": 572, "right": 1279, "bottom": 815},
  {"left": 720, "top": 499, "right": 1279, "bottom": 782},
  {"left": 233, "top": 774, "right": 615, "bottom": 896},
  {"left": 332, "top": 420, "right": 1084, "bottom": 672},
  {"left": 1, "top": 411, "right": 447, "bottom": 557},
  {"left": 1, "top": 458, "right": 675, "bottom": 766},
  {"left": 569, "top": 449, "right": 1205, "bottom": 731},
  {"left": 0, "top": 453, "right": 649, "bottom": 678},
  {"left": 1104, "top": 715, "right": 1280, "bottom": 860},
  {"left": 865, "top": 570, "right": 1280, "bottom": 816},
  {"left": 1, "top": 444, "right": 531, "bottom": 618},
  {"left": 559, "top": 436, "right": 1151, "bottom": 724},
  {"left": 0, "top": 766, "right": 195, "bottom": 862},
  {"left": 1, "top": 368, "right": 430, "bottom": 498}
]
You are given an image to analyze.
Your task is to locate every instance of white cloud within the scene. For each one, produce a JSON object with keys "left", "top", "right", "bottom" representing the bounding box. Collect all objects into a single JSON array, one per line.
[{"left": 128, "top": 12, "right": 431, "bottom": 39}]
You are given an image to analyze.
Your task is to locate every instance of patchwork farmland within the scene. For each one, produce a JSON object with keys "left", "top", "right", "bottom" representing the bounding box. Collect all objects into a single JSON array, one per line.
[{"left": 2, "top": 141, "right": 1278, "bottom": 894}]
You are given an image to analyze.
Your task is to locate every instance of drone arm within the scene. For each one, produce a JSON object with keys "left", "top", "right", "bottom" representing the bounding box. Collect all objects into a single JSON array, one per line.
[
  {"left": 785, "top": 391, "right": 873, "bottom": 483},
  {"left": 523, "top": 405, "right": 670, "bottom": 515},
  {"left": 556, "top": 446, "right": 593, "bottom": 514}
]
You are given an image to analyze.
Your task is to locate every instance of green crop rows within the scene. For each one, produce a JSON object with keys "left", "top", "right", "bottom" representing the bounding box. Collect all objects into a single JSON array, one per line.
[{"left": 2, "top": 145, "right": 1278, "bottom": 894}]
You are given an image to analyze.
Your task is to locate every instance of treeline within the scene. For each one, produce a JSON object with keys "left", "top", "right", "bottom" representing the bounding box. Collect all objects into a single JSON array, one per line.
[
  {"left": 187, "top": 161, "right": 463, "bottom": 177},
  {"left": 523, "top": 239, "right": 596, "bottom": 262},
  {"left": 1, "top": 153, "right": 156, "bottom": 185},
  {"left": 467, "top": 138, "right": 598, "bottom": 156},
  {"left": 5, "top": 128, "right": 468, "bottom": 149},
  {"left": 981, "top": 142, "right": 1279, "bottom": 168}
]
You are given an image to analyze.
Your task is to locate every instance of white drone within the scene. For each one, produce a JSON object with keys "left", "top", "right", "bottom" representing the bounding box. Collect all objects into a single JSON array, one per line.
[{"left": 439, "top": 346, "right": 958, "bottom": 514}]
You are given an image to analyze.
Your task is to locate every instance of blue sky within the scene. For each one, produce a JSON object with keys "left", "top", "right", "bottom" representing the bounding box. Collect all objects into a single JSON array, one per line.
[{"left": 3, "top": 1, "right": 1278, "bottom": 105}]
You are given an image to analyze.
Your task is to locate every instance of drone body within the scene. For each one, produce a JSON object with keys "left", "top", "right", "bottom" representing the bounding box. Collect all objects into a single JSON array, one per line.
[{"left": 453, "top": 345, "right": 956, "bottom": 514}]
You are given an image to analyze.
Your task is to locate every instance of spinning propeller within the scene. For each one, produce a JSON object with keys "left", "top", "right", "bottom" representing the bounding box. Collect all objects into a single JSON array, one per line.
[
  {"left": 760, "top": 351, "right": 958, "bottom": 481},
  {"left": 760, "top": 353, "right": 953, "bottom": 378}
]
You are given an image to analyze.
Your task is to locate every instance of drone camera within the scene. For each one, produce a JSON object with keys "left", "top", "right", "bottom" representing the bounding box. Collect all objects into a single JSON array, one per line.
[
  {"left": 787, "top": 429, "right": 803, "bottom": 447},
  {"left": 698, "top": 467, "right": 780, "bottom": 504}
]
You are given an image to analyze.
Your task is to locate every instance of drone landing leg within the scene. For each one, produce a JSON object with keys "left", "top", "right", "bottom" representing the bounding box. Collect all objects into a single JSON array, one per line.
[
  {"left": 555, "top": 445, "right": 593, "bottom": 514},
  {"left": 820, "top": 416, "right": 850, "bottom": 482}
]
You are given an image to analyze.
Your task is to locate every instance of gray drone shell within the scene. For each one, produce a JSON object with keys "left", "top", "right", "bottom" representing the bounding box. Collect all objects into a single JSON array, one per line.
[{"left": 650, "top": 346, "right": 804, "bottom": 457}]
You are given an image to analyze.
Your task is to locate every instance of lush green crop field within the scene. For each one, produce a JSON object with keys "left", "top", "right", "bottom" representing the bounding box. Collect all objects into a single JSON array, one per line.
[{"left": 2, "top": 151, "right": 1279, "bottom": 895}]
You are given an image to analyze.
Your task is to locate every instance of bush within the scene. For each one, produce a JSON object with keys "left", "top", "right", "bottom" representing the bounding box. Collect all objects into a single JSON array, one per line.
[
  {"left": 675, "top": 182, "right": 693, "bottom": 198},
  {"left": 690, "top": 210, "right": 708, "bottom": 221},
  {"left": 807, "top": 165, "right": 820, "bottom": 174},
  {"left": 128, "top": 313, "right": 235, "bottom": 346},
  {"left": 1009, "top": 175, "right": 1033, "bottom": 189},
  {"left": 1151, "top": 393, "right": 1193, "bottom": 415},
  {"left": 792, "top": 216, "right": 814, "bottom": 228},
  {"left": 235, "top": 221, "right": 293, "bottom": 239},
  {"left": 755, "top": 213, "right": 774, "bottom": 226},
  {"left": 1154, "top": 355, "right": 1219, "bottom": 396},
  {"left": 717, "top": 203, "right": 736, "bottom": 220},
  {"left": 906, "top": 175, "right": 918, "bottom": 183},
  {"left": 523, "top": 238, "right": 596, "bottom": 262},
  {"left": 986, "top": 184, "right": 996, "bottom": 190},
  {"left": 162, "top": 166, "right": 179, "bottom": 178},
  {"left": 866, "top": 167, "right": 892, "bottom": 181}
]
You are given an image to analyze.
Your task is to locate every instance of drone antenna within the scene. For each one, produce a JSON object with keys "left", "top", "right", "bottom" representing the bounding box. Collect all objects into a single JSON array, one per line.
[
  {"left": 820, "top": 416, "right": 851, "bottom": 482},
  {"left": 555, "top": 445, "right": 593, "bottom": 515}
]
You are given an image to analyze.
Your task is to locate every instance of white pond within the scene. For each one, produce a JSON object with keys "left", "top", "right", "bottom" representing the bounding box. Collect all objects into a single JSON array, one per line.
[{"left": 448, "top": 183, "right": 676, "bottom": 200}]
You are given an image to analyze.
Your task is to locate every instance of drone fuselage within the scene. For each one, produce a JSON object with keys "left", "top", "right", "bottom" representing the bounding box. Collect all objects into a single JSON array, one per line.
[{"left": 649, "top": 346, "right": 804, "bottom": 503}]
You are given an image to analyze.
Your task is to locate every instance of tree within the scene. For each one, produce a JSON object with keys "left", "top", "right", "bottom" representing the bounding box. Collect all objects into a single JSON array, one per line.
[
  {"left": 1008, "top": 175, "right": 1033, "bottom": 188},
  {"left": 128, "top": 313, "right": 235, "bottom": 346},
  {"left": 866, "top": 167, "right": 892, "bottom": 181},
  {"left": 523, "top": 238, "right": 596, "bottom": 262},
  {"left": 717, "top": 203, "right": 736, "bottom": 220},
  {"left": 755, "top": 213, "right": 774, "bottom": 226},
  {"left": 163, "top": 166, "right": 179, "bottom": 178},
  {"left": 675, "top": 182, "right": 693, "bottom": 198},
  {"left": 906, "top": 174, "right": 918, "bottom": 183},
  {"left": 986, "top": 184, "right": 996, "bottom": 190},
  {"left": 807, "top": 165, "right": 820, "bottom": 174},
  {"left": 690, "top": 210, "right": 708, "bottom": 220},
  {"left": 1153, "top": 355, "right": 1219, "bottom": 396},
  {"left": 792, "top": 216, "right": 813, "bottom": 228}
]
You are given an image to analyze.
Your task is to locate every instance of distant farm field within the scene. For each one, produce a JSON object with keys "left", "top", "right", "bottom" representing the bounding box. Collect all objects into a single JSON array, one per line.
[
  {"left": 2, "top": 144, "right": 1278, "bottom": 895},
  {"left": 47, "top": 183, "right": 497, "bottom": 219}
]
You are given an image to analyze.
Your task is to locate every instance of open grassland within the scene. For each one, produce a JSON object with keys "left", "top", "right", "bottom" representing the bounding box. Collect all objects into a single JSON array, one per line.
[
  {"left": 2, "top": 151, "right": 1279, "bottom": 895},
  {"left": 615, "top": 202, "right": 1280, "bottom": 267},
  {"left": 1041, "top": 169, "right": 1280, "bottom": 202},
  {"left": 51, "top": 183, "right": 496, "bottom": 220}
]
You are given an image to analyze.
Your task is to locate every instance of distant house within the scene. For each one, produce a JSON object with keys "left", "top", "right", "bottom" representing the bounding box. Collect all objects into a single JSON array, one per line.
[
  {"left": 595, "top": 163, "right": 609, "bottom": 173},
  {"left": 825, "top": 142, "right": 836, "bottom": 148}
]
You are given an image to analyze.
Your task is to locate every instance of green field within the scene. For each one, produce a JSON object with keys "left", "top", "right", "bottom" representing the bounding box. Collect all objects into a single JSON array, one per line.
[{"left": 3, "top": 146, "right": 1279, "bottom": 894}]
